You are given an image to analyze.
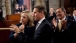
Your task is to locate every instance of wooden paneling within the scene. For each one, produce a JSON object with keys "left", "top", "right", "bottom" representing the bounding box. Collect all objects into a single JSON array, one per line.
[
  {"left": 6, "top": 14, "right": 21, "bottom": 21},
  {"left": 0, "top": 20, "right": 19, "bottom": 28},
  {"left": 0, "top": 14, "right": 21, "bottom": 28},
  {"left": 64, "top": 0, "right": 76, "bottom": 14},
  {"left": 0, "top": 29, "right": 12, "bottom": 43}
]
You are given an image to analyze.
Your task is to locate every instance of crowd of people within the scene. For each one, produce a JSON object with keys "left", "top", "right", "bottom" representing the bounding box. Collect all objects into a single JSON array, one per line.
[
  {"left": 9, "top": 5, "right": 76, "bottom": 43},
  {"left": 14, "top": 4, "right": 28, "bottom": 14}
]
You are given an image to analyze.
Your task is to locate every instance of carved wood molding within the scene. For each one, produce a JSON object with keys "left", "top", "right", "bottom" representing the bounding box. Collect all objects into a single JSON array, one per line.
[
  {"left": 5, "top": 0, "right": 10, "bottom": 15},
  {"left": 37, "top": 0, "right": 42, "bottom": 5}
]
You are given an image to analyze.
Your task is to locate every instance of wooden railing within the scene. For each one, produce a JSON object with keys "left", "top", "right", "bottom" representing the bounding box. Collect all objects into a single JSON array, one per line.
[
  {"left": 0, "top": 14, "right": 21, "bottom": 43},
  {"left": 0, "top": 28, "right": 12, "bottom": 43},
  {"left": 0, "top": 14, "right": 20, "bottom": 28}
]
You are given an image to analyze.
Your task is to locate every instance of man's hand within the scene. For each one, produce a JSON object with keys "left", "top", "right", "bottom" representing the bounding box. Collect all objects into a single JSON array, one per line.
[
  {"left": 61, "top": 20, "right": 67, "bottom": 30},
  {"left": 52, "top": 18, "right": 57, "bottom": 29}
]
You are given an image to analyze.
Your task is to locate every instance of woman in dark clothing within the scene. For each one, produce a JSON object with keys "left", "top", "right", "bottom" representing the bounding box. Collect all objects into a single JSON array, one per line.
[{"left": 9, "top": 11, "right": 35, "bottom": 43}]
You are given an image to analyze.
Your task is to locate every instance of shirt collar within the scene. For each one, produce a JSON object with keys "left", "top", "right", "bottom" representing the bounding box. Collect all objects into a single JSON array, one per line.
[
  {"left": 38, "top": 17, "right": 45, "bottom": 24},
  {"left": 59, "top": 16, "right": 66, "bottom": 21}
]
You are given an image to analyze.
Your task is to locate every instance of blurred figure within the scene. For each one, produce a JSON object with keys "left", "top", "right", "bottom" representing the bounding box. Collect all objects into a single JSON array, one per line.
[
  {"left": 24, "top": 5, "right": 28, "bottom": 10},
  {"left": 73, "top": 10, "right": 76, "bottom": 22},
  {"left": 14, "top": 4, "right": 20, "bottom": 14},
  {"left": 32, "top": 5, "right": 53, "bottom": 43},
  {"left": 9, "top": 11, "right": 35, "bottom": 43},
  {"left": 49, "top": 8, "right": 56, "bottom": 17},
  {"left": 52, "top": 7, "right": 76, "bottom": 43},
  {"left": 46, "top": 7, "right": 56, "bottom": 23},
  {"left": 21, "top": 5, "right": 25, "bottom": 11},
  {"left": 0, "top": 8, "right": 3, "bottom": 20},
  {"left": 0, "top": 8, "right": 4, "bottom": 20},
  {"left": 19, "top": 5, "right": 27, "bottom": 12}
]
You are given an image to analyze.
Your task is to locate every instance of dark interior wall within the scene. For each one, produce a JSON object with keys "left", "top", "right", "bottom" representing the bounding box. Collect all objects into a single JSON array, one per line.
[
  {"left": 0, "top": 0, "right": 2, "bottom": 7},
  {"left": 64, "top": 0, "right": 76, "bottom": 14}
]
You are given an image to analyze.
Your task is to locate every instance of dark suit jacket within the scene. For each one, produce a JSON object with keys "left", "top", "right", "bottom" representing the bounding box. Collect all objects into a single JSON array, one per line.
[
  {"left": 33, "top": 19, "right": 53, "bottom": 43},
  {"left": 52, "top": 16, "right": 76, "bottom": 43},
  {"left": 9, "top": 23, "right": 35, "bottom": 43}
]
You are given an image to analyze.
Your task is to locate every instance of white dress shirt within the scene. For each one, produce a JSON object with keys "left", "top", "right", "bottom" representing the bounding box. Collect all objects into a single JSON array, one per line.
[{"left": 35, "top": 17, "right": 45, "bottom": 30}]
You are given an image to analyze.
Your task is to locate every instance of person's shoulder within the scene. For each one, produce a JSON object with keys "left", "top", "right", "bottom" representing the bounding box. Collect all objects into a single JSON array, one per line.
[
  {"left": 66, "top": 16, "right": 74, "bottom": 21},
  {"left": 41, "top": 20, "right": 52, "bottom": 30},
  {"left": 42, "top": 19, "right": 51, "bottom": 26}
]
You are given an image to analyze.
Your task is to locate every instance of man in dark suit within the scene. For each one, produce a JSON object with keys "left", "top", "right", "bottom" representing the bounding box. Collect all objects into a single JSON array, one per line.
[
  {"left": 52, "top": 7, "right": 76, "bottom": 43},
  {"left": 32, "top": 5, "right": 53, "bottom": 43}
]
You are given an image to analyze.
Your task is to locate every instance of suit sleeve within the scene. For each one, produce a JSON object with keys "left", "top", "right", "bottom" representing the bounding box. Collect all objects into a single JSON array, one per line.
[{"left": 9, "top": 31, "right": 15, "bottom": 41}]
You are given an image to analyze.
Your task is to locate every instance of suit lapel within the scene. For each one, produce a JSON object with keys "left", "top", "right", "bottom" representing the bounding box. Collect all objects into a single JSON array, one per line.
[{"left": 35, "top": 19, "right": 45, "bottom": 32}]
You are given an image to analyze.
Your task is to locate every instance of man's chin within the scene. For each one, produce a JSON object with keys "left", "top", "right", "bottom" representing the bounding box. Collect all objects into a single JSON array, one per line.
[
  {"left": 57, "top": 17, "right": 61, "bottom": 19},
  {"left": 34, "top": 19, "right": 37, "bottom": 21},
  {"left": 34, "top": 19, "right": 38, "bottom": 21}
]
